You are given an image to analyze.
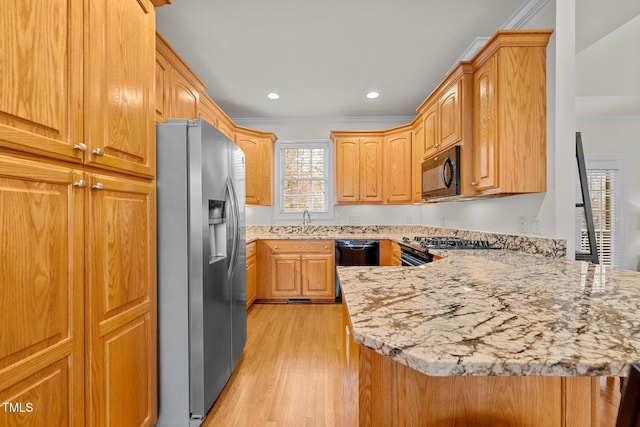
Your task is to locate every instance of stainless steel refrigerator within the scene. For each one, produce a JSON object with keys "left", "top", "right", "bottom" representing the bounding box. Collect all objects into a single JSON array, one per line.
[{"left": 156, "top": 118, "right": 247, "bottom": 427}]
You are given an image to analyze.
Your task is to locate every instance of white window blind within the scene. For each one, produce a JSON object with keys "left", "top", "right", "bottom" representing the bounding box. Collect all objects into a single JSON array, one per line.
[
  {"left": 275, "top": 140, "right": 333, "bottom": 219},
  {"left": 576, "top": 162, "right": 621, "bottom": 267}
]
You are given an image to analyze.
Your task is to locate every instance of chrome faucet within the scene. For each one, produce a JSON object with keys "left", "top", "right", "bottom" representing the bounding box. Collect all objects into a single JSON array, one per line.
[{"left": 302, "top": 210, "right": 311, "bottom": 230}]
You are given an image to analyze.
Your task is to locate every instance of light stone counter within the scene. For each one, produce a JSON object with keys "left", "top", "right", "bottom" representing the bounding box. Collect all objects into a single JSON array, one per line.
[{"left": 338, "top": 250, "right": 640, "bottom": 377}]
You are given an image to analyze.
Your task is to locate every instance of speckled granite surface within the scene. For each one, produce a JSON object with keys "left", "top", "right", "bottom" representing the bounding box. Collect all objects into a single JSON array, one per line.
[
  {"left": 246, "top": 225, "right": 566, "bottom": 258},
  {"left": 338, "top": 251, "right": 640, "bottom": 377}
]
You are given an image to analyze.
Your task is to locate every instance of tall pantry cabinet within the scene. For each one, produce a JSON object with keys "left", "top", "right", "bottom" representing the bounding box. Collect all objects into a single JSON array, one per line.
[{"left": 0, "top": 0, "right": 162, "bottom": 426}]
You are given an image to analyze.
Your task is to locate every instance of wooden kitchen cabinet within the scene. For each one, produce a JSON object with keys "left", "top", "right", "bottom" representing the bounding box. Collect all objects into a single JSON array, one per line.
[
  {"left": 156, "top": 33, "right": 236, "bottom": 142},
  {"left": 417, "top": 65, "right": 472, "bottom": 160},
  {"left": 256, "top": 240, "right": 335, "bottom": 301},
  {"left": 332, "top": 132, "right": 384, "bottom": 204},
  {"left": 0, "top": 0, "right": 160, "bottom": 425},
  {"left": 0, "top": 0, "right": 84, "bottom": 165},
  {"left": 235, "top": 126, "right": 276, "bottom": 206},
  {"left": 379, "top": 240, "right": 402, "bottom": 266},
  {"left": 246, "top": 242, "right": 257, "bottom": 309},
  {"left": 199, "top": 94, "right": 236, "bottom": 141},
  {"left": 383, "top": 126, "right": 412, "bottom": 204},
  {"left": 471, "top": 30, "right": 552, "bottom": 196},
  {"left": 85, "top": 173, "right": 157, "bottom": 427},
  {"left": 85, "top": 0, "right": 157, "bottom": 179},
  {"left": 0, "top": 164, "right": 157, "bottom": 427},
  {"left": 0, "top": 0, "right": 155, "bottom": 178},
  {"left": 155, "top": 33, "right": 204, "bottom": 123},
  {"left": 0, "top": 153, "right": 85, "bottom": 427}
]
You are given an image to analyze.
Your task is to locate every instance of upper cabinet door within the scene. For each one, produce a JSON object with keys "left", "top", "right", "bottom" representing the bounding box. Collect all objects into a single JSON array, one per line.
[
  {"left": 86, "top": 0, "right": 156, "bottom": 178},
  {"left": 236, "top": 134, "right": 260, "bottom": 205},
  {"left": 334, "top": 138, "right": 361, "bottom": 203},
  {"left": 169, "top": 69, "right": 199, "bottom": 120},
  {"left": 384, "top": 131, "right": 412, "bottom": 204},
  {"left": 439, "top": 80, "right": 462, "bottom": 149},
  {"left": 473, "top": 55, "right": 499, "bottom": 191},
  {"left": 422, "top": 103, "right": 438, "bottom": 159},
  {"left": 0, "top": 0, "right": 84, "bottom": 163},
  {"left": 359, "top": 138, "right": 383, "bottom": 203}
]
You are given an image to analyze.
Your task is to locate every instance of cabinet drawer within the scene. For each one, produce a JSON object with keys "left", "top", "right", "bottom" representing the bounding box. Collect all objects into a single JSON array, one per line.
[
  {"left": 265, "top": 239, "right": 333, "bottom": 253},
  {"left": 246, "top": 241, "right": 256, "bottom": 258}
]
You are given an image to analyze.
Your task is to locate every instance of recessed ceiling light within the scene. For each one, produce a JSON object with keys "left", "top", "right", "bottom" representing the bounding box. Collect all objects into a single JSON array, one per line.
[
  {"left": 366, "top": 91, "right": 380, "bottom": 99},
  {"left": 267, "top": 92, "right": 280, "bottom": 100}
]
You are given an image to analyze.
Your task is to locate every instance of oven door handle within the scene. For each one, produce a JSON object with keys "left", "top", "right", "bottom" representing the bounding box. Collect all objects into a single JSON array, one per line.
[{"left": 442, "top": 157, "right": 454, "bottom": 188}]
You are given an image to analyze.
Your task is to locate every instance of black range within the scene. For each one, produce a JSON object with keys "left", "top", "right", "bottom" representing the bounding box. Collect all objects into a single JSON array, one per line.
[{"left": 398, "top": 236, "right": 496, "bottom": 266}]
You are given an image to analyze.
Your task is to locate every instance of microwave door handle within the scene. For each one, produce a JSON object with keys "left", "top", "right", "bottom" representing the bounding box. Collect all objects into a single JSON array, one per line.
[{"left": 442, "top": 157, "right": 454, "bottom": 188}]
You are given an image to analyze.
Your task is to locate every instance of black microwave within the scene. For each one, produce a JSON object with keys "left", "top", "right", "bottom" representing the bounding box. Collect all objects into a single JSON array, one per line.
[{"left": 421, "top": 145, "right": 461, "bottom": 200}]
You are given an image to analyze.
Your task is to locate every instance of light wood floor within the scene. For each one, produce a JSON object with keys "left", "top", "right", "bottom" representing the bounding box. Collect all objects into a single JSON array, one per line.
[
  {"left": 203, "top": 303, "right": 344, "bottom": 426},
  {"left": 202, "top": 303, "right": 621, "bottom": 427}
]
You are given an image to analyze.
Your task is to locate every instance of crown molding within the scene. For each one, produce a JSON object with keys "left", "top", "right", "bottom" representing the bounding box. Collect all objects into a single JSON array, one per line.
[
  {"left": 501, "top": 0, "right": 550, "bottom": 30},
  {"left": 449, "top": 0, "right": 550, "bottom": 73}
]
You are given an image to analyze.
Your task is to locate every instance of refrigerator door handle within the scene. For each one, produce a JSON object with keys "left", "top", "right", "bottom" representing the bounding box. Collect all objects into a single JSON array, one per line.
[{"left": 226, "top": 177, "right": 240, "bottom": 280}]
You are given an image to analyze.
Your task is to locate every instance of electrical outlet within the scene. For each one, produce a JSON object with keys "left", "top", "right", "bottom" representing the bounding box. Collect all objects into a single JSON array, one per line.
[
  {"left": 531, "top": 216, "right": 541, "bottom": 235},
  {"left": 517, "top": 216, "right": 529, "bottom": 234},
  {"left": 406, "top": 216, "right": 413, "bottom": 224},
  {"left": 349, "top": 215, "right": 361, "bottom": 225}
]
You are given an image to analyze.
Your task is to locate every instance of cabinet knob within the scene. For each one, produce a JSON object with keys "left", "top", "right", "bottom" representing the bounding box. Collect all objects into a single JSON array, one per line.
[
  {"left": 92, "top": 148, "right": 105, "bottom": 156},
  {"left": 73, "top": 142, "right": 87, "bottom": 152},
  {"left": 92, "top": 183, "right": 104, "bottom": 190},
  {"left": 324, "top": 245, "right": 328, "bottom": 249},
  {"left": 471, "top": 182, "right": 478, "bottom": 186},
  {"left": 274, "top": 245, "right": 278, "bottom": 250},
  {"left": 73, "top": 179, "right": 87, "bottom": 188}
]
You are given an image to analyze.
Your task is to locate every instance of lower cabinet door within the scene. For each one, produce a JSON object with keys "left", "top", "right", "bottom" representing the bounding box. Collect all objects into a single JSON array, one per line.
[
  {"left": 301, "top": 254, "right": 334, "bottom": 299},
  {"left": 270, "top": 254, "right": 302, "bottom": 298},
  {"left": 86, "top": 173, "right": 157, "bottom": 427},
  {"left": 0, "top": 154, "right": 85, "bottom": 426}
]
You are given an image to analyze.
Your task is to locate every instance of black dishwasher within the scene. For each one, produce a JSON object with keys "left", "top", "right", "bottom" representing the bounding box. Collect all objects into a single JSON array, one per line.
[{"left": 335, "top": 240, "right": 379, "bottom": 302}]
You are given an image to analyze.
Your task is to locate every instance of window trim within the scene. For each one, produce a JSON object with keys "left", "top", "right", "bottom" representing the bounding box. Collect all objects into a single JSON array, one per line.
[{"left": 274, "top": 139, "right": 334, "bottom": 222}]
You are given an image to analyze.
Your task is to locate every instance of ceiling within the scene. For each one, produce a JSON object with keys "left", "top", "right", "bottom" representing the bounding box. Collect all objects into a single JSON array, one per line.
[{"left": 156, "top": 0, "right": 640, "bottom": 120}]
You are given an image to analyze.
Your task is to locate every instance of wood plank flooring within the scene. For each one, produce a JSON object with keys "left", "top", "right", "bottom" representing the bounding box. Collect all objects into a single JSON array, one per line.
[
  {"left": 202, "top": 303, "right": 621, "bottom": 427},
  {"left": 202, "top": 303, "right": 344, "bottom": 426}
]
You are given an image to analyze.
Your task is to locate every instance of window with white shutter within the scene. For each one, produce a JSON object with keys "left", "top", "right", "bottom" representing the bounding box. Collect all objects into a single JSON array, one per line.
[
  {"left": 274, "top": 140, "right": 334, "bottom": 220},
  {"left": 576, "top": 159, "right": 622, "bottom": 267}
]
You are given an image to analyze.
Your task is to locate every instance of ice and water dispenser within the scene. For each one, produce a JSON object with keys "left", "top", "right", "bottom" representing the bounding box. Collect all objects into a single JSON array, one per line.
[{"left": 208, "top": 199, "right": 227, "bottom": 263}]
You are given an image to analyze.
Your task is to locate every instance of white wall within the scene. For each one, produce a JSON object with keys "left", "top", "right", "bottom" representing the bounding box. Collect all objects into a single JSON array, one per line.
[{"left": 578, "top": 118, "right": 640, "bottom": 270}]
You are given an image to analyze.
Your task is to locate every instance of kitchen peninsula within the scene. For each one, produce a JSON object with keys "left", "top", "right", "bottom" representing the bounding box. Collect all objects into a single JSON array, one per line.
[{"left": 338, "top": 250, "right": 640, "bottom": 426}]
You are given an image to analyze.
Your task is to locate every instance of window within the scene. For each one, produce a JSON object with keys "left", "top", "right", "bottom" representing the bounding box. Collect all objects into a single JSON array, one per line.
[
  {"left": 576, "top": 159, "right": 622, "bottom": 267},
  {"left": 275, "top": 140, "right": 333, "bottom": 219}
]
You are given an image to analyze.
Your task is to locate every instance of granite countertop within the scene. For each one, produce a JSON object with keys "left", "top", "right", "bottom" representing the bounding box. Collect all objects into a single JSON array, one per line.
[
  {"left": 338, "top": 250, "right": 640, "bottom": 377},
  {"left": 245, "top": 225, "right": 567, "bottom": 258}
]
